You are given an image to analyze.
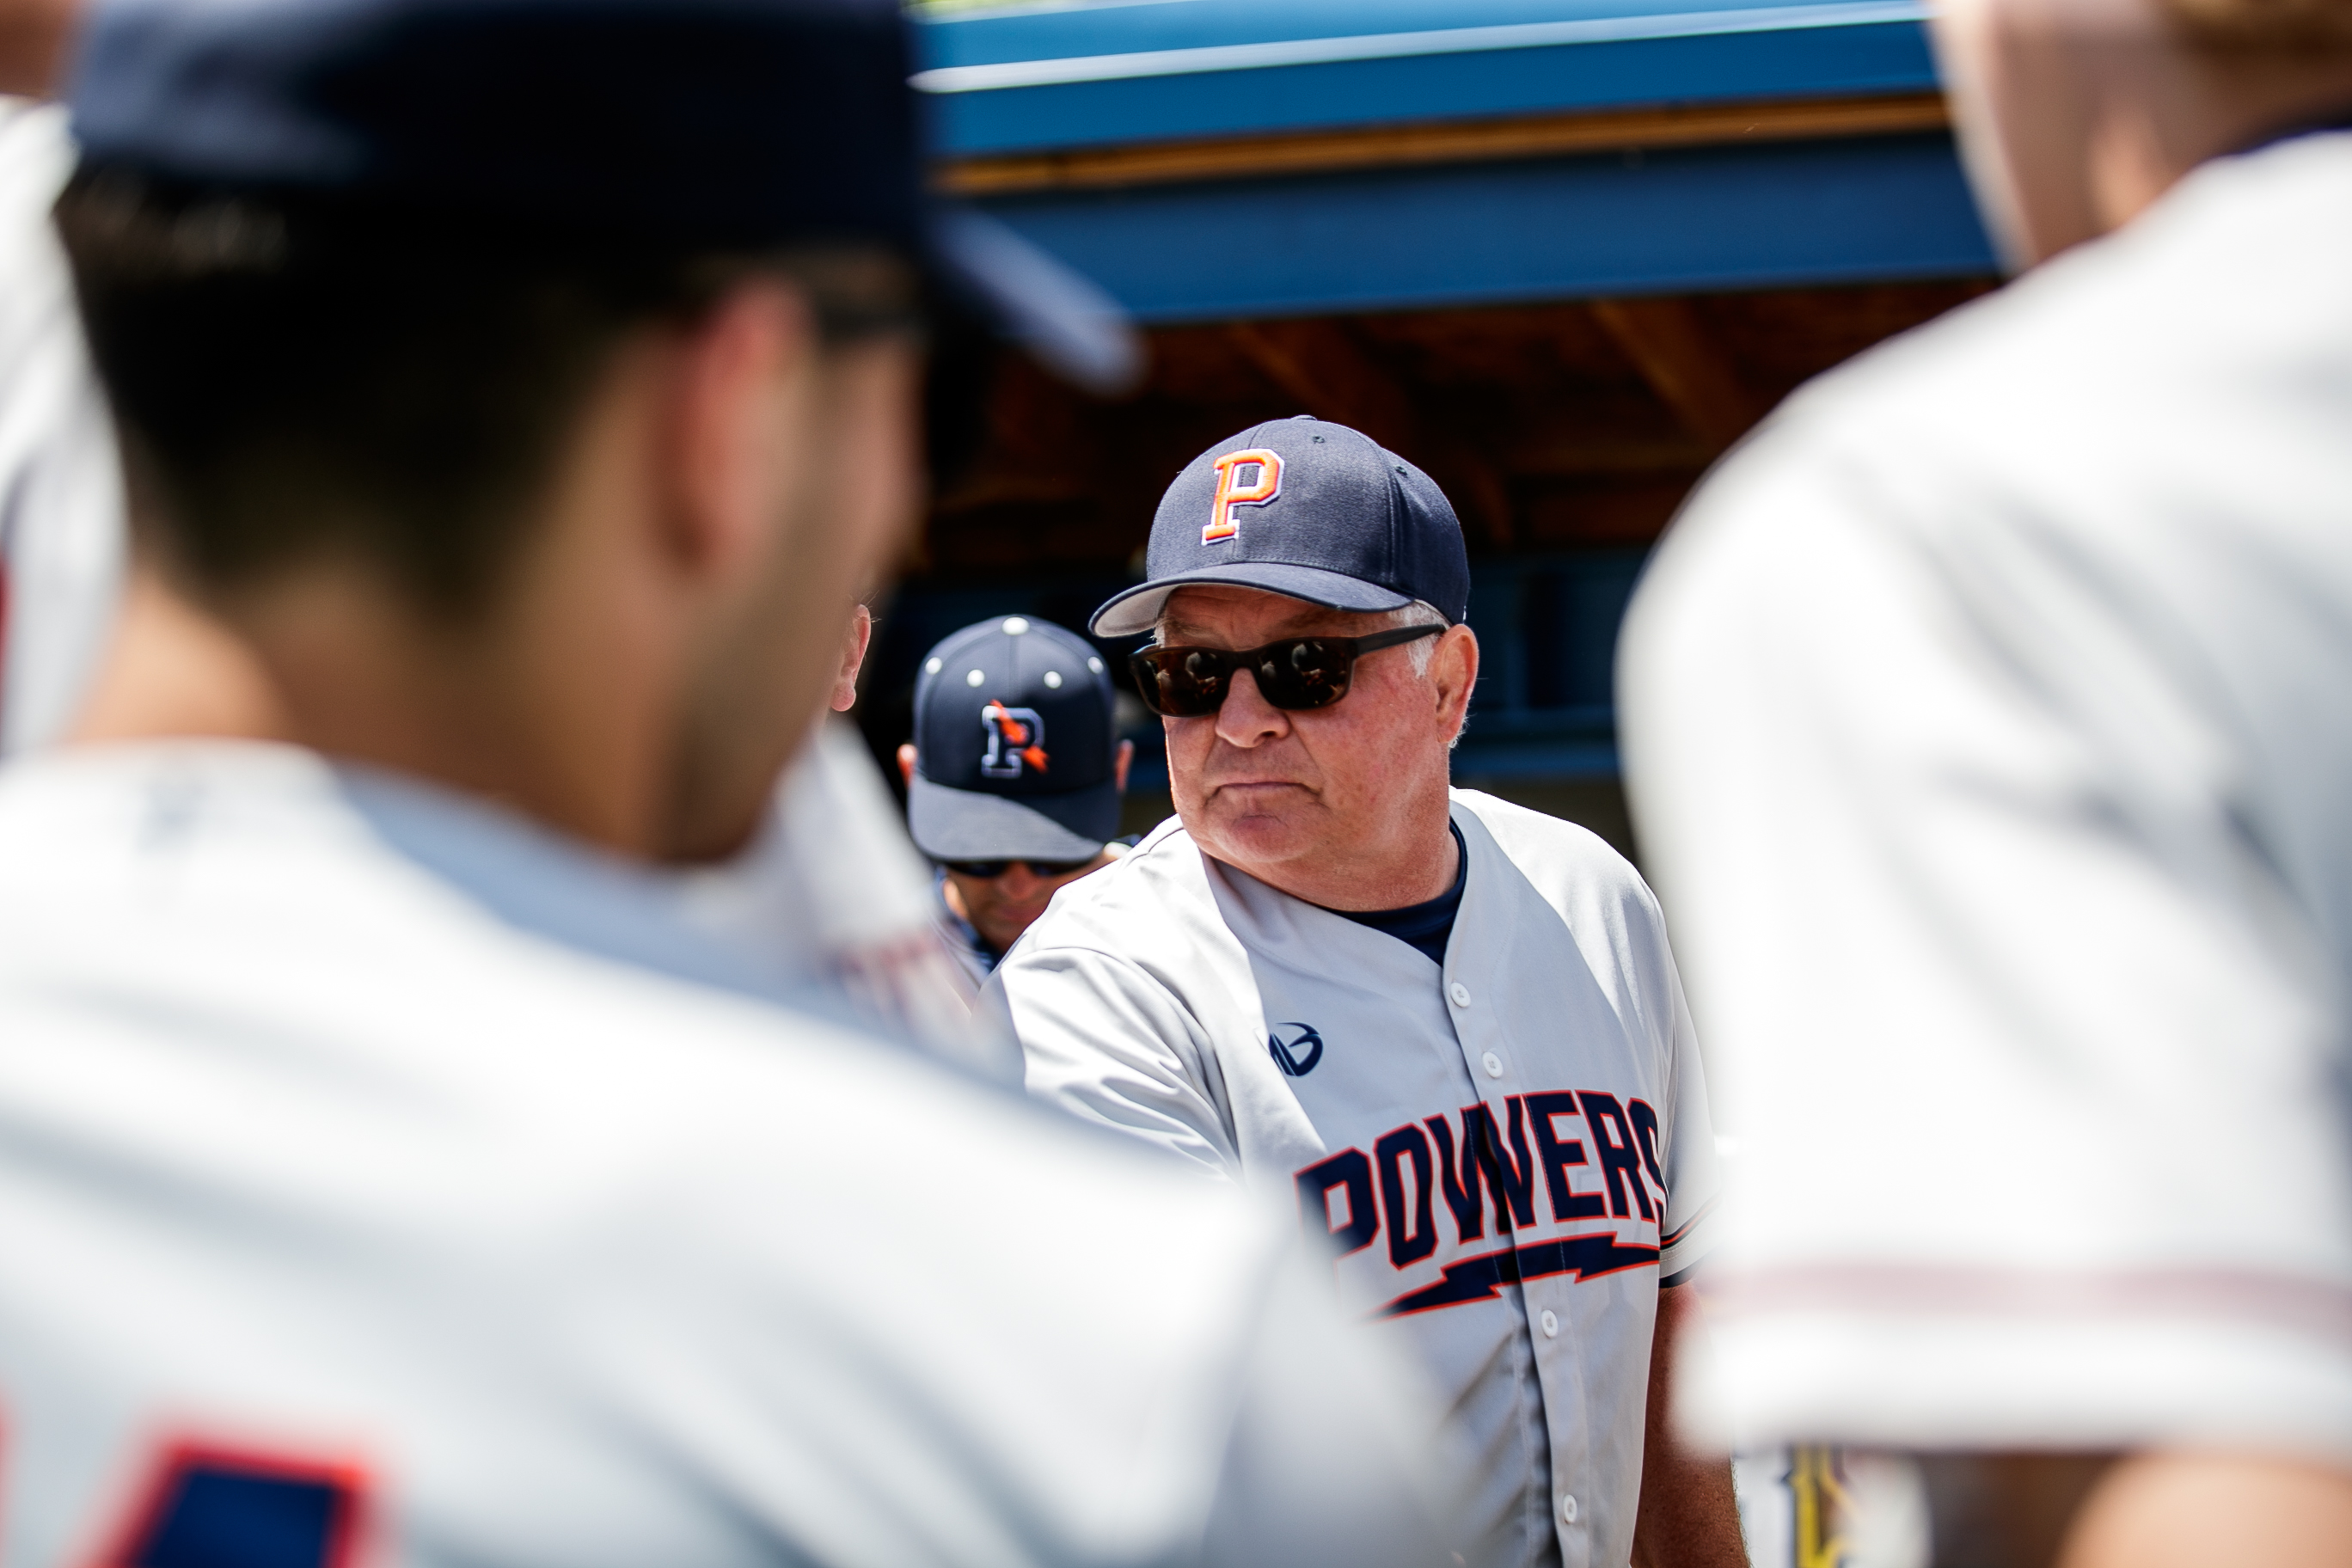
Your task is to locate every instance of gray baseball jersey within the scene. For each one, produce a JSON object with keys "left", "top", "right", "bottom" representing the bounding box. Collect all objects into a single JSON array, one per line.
[
  {"left": 983, "top": 789, "right": 1719, "bottom": 1568},
  {"left": 0, "top": 740, "right": 1455, "bottom": 1566}
]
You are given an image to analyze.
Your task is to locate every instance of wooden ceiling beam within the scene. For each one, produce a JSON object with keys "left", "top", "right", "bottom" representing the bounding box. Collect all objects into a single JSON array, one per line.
[
  {"left": 1223, "top": 318, "right": 1418, "bottom": 452},
  {"left": 1223, "top": 319, "right": 1518, "bottom": 548},
  {"left": 1500, "top": 432, "right": 1718, "bottom": 475},
  {"left": 940, "top": 92, "right": 1949, "bottom": 197},
  {"left": 1588, "top": 297, "right": 1766, "bottom": 453}
]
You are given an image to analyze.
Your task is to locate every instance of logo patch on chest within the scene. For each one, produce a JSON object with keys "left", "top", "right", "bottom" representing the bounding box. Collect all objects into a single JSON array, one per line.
[{"left": 1268, "top": 1021, "right": 1324, "bottom": 1076}]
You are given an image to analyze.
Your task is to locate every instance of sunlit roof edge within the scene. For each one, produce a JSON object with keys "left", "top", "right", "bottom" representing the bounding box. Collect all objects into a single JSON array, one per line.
[{"left": 914, "top": 0, "right": 1931, "bottom": 91}]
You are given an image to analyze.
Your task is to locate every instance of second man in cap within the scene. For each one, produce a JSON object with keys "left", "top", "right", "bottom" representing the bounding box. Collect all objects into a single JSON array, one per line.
[{"left": 901, "top": 615, "right": 1134, "bottom": 991}]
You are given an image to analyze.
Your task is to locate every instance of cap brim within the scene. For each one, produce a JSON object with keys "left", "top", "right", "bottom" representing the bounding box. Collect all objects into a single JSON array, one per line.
[
  {"left": 929, "top": 206, "right": 1142, "bottom": 396},
  {"left": 908, "top": 773, "right": 1122, "bottom": 862},
  {"left": 1089, "top": 561, "right": 1417, "bottom": 638}
]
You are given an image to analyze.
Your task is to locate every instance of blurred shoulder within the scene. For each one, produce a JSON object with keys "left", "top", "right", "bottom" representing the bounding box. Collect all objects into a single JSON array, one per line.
[
  {"left": 1704, "top": 131, "right": 2352, "bottom": 511},
  {"left": 1011, "top": 812, "right": 1219, "bottom": 958}
]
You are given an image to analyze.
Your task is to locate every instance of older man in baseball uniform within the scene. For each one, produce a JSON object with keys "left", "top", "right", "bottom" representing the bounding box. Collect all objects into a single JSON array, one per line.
[{"left": 983, "top": 416, "right": 1746, "bottom": 1568}]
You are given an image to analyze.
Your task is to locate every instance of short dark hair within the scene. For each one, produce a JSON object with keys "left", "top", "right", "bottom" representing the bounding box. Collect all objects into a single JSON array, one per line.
[{"left": 58, "top": 171, "right": 920, "bottom": 622}]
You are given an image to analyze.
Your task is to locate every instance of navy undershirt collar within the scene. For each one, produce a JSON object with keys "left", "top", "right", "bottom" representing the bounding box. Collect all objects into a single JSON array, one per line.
[{"left": 1327, "top": 820, "right": 1468, "bottom": 968}]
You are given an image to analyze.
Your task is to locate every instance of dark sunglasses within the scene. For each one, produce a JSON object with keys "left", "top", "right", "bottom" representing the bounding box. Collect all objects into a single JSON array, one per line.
[
  {"left": 1128, "top": 624, "right": 1444, "bottom": 718},
  {"left": 941, "top": 857, "right": 1097, "bottom": 880}
]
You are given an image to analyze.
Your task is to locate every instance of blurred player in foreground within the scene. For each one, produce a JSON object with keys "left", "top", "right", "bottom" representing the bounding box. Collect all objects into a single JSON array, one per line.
[
  {"left": 898, "top": 615, "right": 1136, "bottom": 993},
  {"left": 987, "top": 417, "right": 1745, "bottom": 1568},
  {"left": 5, "top": 0, "right": 985, "bottom": 1071},
  {"left": 6, "top": 31, "right": 979, "bottom": 1075},
  {"left": 0, "top": 0, "right": 1457, "bottom": 1561},
  {"left": 0, "top": 0, "right": 119, "bottom": 754},
  {"left": 1620, "top": 0, "right": 2352, "bottom": 1560}
]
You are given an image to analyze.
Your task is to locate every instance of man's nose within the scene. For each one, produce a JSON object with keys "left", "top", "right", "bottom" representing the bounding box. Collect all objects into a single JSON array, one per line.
[
  {"left": 997, "top": 863, "right": 1047, "bottom": 897},
  {"left": 1214, "top": 665, "right": 1290, "bottom": 748}
]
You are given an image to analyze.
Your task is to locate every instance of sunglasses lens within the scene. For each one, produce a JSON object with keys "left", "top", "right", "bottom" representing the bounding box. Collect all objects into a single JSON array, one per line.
[
  {"left": 1132, "top": 638, "right": 1362, "bottom": 714},
  {"left": 944, "top": 858, "right": 1094, "bottom": 879},
  {"left": 1131, "top": 648, "right": 1230, "bottom": 716},
  {"left": 1256, "top": 639, "right": 1352, "bottom": 710}
]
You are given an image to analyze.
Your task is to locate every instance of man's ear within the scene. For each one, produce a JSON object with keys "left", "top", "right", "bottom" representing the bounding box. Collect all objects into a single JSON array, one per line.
[
  {"left": 661, "top": 280, "right": 819, "bottom": 584},
  {"left": 1432, "top": 625, "right": 1479, "bottom": 744},
  {"left": 1114, "top": 737, "right": 1134, "bottom": 793},
  {"left": 897, "top": 742, "right": 917, "bottom": 787},
  {"left": 830, "top": 603, "right": 873, "bottom": 713}
]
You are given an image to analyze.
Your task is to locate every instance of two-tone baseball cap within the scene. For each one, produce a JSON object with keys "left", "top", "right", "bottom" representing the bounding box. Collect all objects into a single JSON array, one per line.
[
  {"left": 64, "top": 0, "right": 1139, "bottom": 392},
  {"left": 1090, "top": 416, "right": 1471, "bottom": 637},
  {"left": 908, "top": 617, "right": 1122, "bottom": 863}
]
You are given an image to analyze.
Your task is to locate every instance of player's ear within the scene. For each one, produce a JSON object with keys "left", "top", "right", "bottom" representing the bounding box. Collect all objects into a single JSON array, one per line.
[
  {"left": 897, "top": 742, "right": 917, "bottom": 787},
  {"left": 1431, "top": 625, "right": 1478, "bottom": 744},
  {"left": 658, "top": 279, "right": 821, "bottom": 584},
  {"left": 1114, "top": 737, "right": 1133, "bottom": 793},
  {"left": 830, "top": 603, "right": 873, "bottom": 712}
]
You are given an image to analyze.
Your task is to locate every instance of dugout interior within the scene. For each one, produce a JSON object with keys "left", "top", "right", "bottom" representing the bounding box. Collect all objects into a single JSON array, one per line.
[
  {"left": 859, "top": 279, "right": 1989, "bottom": 858},
  {"left": 861, "top": 0, "right": 2002, "bottom": 858}
]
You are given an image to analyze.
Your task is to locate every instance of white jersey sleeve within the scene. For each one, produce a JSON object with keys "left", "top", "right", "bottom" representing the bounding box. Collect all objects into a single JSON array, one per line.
[
  {"left": 1620, "top": 132, "right": 2352, "bottom": 1466},
  {"left": 983, "top": 934, "right": 1245, "bottom": 1180},
  {"left": 0, "top": 101, "right": 126, "bottom": 756}
]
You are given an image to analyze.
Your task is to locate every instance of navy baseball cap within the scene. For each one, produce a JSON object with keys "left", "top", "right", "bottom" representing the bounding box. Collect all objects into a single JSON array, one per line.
[
  {"left": 909, "top": 617, "right": 1122, "bottom": 863},
  {"left": 1090, "top": 416, "right": 1470, "bottom": 637},
  {"left": 64, "top": 0, "right": 1139, "bottom": 392}
]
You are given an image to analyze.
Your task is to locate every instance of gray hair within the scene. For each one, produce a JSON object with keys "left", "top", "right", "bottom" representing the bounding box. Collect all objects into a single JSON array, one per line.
[{"left": 1386, "top": 601, "right": 1449, "bottom": 677}]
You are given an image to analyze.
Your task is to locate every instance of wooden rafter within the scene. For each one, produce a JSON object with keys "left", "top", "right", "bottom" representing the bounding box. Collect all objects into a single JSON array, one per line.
[
  {"left": 1224, "top": 319, "right": 1516, "bottom": 547},
  {"left": 1589, "top": 297, "right": 1764, "bottom": 453},
  {"left": 938, "top": 92, "right": 1949, "bottom": 197},
  {"left": 1224, "top": 319, "right": 1418, "bottom": 451}
]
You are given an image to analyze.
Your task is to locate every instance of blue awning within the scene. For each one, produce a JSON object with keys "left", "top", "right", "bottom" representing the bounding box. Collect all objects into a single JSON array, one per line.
[
  {"left": 917, "top": 0, "right": 1993, "bottom": 330},
  {"left": 917, "top": 0, "right": 1942, "bottom": 155}
]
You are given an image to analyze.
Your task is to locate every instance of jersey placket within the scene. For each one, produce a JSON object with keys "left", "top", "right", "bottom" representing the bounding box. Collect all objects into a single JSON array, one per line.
[{"left": 1440, "top": 832, "right": 1596, "bottom": 1568}]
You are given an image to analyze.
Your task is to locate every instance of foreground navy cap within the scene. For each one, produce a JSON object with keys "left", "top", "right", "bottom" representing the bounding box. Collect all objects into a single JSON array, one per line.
[
  {"left": 66, "top": 0, "right": 1139, "bottom": 391},
  {"left": 909, "top": 617, "right": 1122, "bottom": 862},
  {"left": 1091, "top": 416, "right": 1470, "bottom": 637}
]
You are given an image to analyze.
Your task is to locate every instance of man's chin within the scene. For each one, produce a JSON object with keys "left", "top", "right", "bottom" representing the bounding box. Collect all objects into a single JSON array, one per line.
[{"left": 1190, "top": 803, "right": 1321, "bottom": 873}]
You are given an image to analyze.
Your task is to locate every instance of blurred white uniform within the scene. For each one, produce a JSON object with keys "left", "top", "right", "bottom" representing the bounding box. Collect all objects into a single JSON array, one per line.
[
  {"left": 1622, "top": 130, "right": 2352, "bottom": 1464},
  {"left": 674, "top": 718, "right": 995, "bottom": 1069},
  {"left": 0, "top": 100, "right": 123, "bottom": 756},
  {"left": 986, "top": 792, "right": 1718, "bottom": 1568},
  {"left": 0, "top": 740, "right": 1450, "bottom": 1567},
  {"left": 0, "top": 110, "right": 971, "bottom": 1063}
]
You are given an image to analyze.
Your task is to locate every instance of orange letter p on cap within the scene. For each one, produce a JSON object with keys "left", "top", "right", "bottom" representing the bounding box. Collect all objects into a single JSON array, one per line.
[{"left": 1204, "top": 449, "right": 1283, "bottom": 544}]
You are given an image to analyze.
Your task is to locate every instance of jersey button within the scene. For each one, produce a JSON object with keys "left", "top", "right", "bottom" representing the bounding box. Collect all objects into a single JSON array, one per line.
[
  {"left": 1540, "top": 1309, "right": 1559, "bottom": 1338},
  {"left": 1559, "top": 1492, "right": 1579, "bottom": 1525},
  {"left": 1480, "top": 1051, "right": 1504, "bottom": 1078},
  {"left": 1448, "top": 980, "right": 1473, "bottom": 1008}
]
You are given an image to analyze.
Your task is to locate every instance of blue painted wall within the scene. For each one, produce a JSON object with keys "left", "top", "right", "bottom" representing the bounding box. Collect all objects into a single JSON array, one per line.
[{"left": 973, "top": 132, "right": 1991, "bottom": 322}]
